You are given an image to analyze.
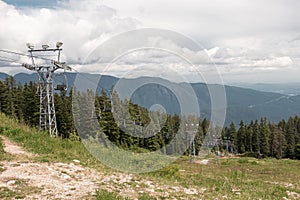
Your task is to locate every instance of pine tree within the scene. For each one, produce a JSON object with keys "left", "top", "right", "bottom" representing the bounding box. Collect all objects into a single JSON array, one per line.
[
  {"left": 271, "top": 124, "right": 286, "bottom": 158},
  {"left": 2, "top": 76, "right": 16, "bottom": 117},
  {"left": 259, "top": 118, "right": 270, "bottom": 157},
  {"left": 295, "top": 144, "right": 300, "bottom": 160},
  {"left": 202, "top": 118, "right": 210, "bottom": 136},
  {"left": 0, "top": 80, "right": 6, "bottom": 112},
  {"left": 285, "top": 117, "right": 296, "bottom": 158},
  {"left": 237, "top": 120, "right": 246, "bottom": 153},
  {"left": 14, "top": 83, "right": 24, "bottom": 122},
  {"left": 22, "top": 81, "right": 39, "bottom": 126},
  {"left": 228, "top": 122, "right": 237, "bottom": 146},
  {"left": 245, "top": 121, "right": 254, "bottom": 152},
  {"left": 252, "top": 120, "right": 260, "bottom": 156}
]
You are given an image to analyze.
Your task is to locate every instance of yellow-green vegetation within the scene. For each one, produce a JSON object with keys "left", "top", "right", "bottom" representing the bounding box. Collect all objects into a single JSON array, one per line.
[
  {"left": 0, "top": 112, "right": 300, "bottom": 200},
  {"left": 95, "top": 190, "right": 130, "bottom": 200},
  {"left": 0, "top": 134, "right": 12, "bottom": 162},
  {"left": 0, "top": 178, "right": 42, "bottom": 199},
  {"left": 82, "top": 138, "right": 177, "bottom": 173},
  {"left": 0, "top": 112, "right": 106, "bottom": 169},
  {"left": 0, "top": 136, "right": 5, "bottom": 160},
  {"left": 95, "top": 190, "right": 156, "bottom": 200},
  {"left": 146, "top": 157, "right": 300, "bottom": 199}
]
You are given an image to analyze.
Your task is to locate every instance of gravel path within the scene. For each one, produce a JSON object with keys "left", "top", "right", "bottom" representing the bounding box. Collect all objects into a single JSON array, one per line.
[{"left": 0, "top": 136, "right": 203, "bottom": 200}]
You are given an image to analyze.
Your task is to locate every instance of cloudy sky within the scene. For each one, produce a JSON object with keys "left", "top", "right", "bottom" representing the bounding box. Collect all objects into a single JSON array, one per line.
[{"left": 0, "top": 0, "right": 300, "bottom": 84}]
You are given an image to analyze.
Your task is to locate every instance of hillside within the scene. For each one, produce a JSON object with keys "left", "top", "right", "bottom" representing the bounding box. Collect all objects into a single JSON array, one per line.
[
  {"left": 1, "top": 72, "right": 300, "bottom": 124},
  {"left": 235, "top": 82, "right": 300, "bottom": 95},
  {"left": 0, "top": 113, "right": 300, "bottom": 199}
]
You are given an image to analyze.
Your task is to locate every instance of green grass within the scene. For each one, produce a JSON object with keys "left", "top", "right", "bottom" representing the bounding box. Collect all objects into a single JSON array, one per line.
[
  {"left": 0, "top": 187, "right": 25, "bottom": 199},
  {"left": 0, "top": 134, "right": 12, "bottom": 161},
  {"left": 95, "top": 190, "right": 131, "bottom": 200},
  {"left": 0, "top": 113, "right": 107, "bottom": 170},
  {"left": 137, "top": 194, "right": 157, "bottom": 200},
  {"left": 0, "top": 178, "right": 42, "bottom": 199},
  {"left": 95, "top": 190, "right": 155, "bottom": 200},
  {"left": 0, "top": 136, "right": 5, "bottom": 160},
  {"left": 144, "top": 157, "right": 300, "bottom": 199}
]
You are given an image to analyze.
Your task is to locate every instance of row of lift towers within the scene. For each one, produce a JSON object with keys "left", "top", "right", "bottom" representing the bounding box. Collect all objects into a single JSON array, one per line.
[{"left": 21, "top": 42, "right": 236, "bottom": 161}]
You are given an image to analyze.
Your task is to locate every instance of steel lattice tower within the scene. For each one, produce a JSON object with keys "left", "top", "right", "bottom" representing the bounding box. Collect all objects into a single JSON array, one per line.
[
  {"left": 23, "top": 42, "right": 70, "bottom": 136},
  {"left": 185, "top": 123, "right": 198, "bottom": 162}
]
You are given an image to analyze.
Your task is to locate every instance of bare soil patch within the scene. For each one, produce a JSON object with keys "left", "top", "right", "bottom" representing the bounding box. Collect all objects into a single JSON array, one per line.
[{"left": 0, "top": 136, "right": 203, "bottom": 199}]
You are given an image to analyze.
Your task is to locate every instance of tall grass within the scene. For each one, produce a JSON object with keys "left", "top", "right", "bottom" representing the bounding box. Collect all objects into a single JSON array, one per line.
[
  {"left": 95, "top": 190, "right": 129, "bottom": 200},
  {"left": 0, "top": 112, "right": 104, "bottom": 169},
  {"left": 0, "top": 136, "right": 5, "bottom": 160},
  {"left": 95, "top": 190, "right": 154, "bottom": 200}
]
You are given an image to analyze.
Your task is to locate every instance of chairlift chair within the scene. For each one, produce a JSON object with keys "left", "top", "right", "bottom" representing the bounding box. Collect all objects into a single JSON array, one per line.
[
  {"left": 100, "top": 88, "right": 114, "bottom": 112},
  {"left": 117, "top": 117, "right": 127, "bottom": 129},
  {"left": 91, "top": 107, "right": 101, "bottom": 120},
  {"left": 55, "top": 84, "right": 67, "bottom": 91},
  {"left": 54, "top": 72, "right": 68, "bottom": 91},
  {"left": 102, "top": 99, "right": 112, "bottom": 112},
  {"left": 134, "top": 113, "right": 142, "bottom": 126}
]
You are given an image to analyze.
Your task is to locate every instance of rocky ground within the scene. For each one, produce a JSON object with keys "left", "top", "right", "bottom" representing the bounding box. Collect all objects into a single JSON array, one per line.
[{"left": 0, "top": 136, "right": 205, "bottom": 199}]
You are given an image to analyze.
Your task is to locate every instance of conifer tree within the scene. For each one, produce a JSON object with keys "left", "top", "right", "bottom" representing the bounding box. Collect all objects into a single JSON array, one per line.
[
  {"left": 245, "top": 121, "right": 254, "bottom": 152},
  {"left": 259, "top": 118, "right": 270, "bottom": 157},
  {"left": 237, "top": 120, "right": 246, "bottom": 153},
  {"left": 285, "top": 117, "right": 296, "bottom": 158},
  {"left": 228, "top": 122, "right": 237, "bottom": 146},
  {"left": 252, "top": 120, "right": 260, "bottom": 155}
]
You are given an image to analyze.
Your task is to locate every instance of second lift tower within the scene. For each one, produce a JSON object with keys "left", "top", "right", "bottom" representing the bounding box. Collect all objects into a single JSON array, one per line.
[{"left": 23, "top": 42, "right": 71, "bottom": 136}]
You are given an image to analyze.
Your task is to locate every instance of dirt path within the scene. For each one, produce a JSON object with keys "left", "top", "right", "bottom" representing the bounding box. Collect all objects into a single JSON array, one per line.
[
  {"left": 0, "top": 136, "right": 117, "bottom": 199},
  {"left": 1, "top": 136, "right": 34, "bottom": 157},
  {"left": 0, "top": 136, "right": 204, "bottom": 199}
]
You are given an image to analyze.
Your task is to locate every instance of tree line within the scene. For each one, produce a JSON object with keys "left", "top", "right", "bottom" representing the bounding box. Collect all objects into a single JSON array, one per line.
[
  {"left": 0, "top": 76, "right": 299, "bottom": 159},
  {"left": 223, "top": 118, "right": 300, "bottom": 159}
]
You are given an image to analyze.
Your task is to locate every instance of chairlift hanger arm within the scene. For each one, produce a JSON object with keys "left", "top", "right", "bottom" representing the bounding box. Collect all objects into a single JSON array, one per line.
[
  {"left": 53, "top": 61, "right": 72, "bottom": 71},
  {"left": 22, "top": 63, "right": 35, "bottom": 70}
]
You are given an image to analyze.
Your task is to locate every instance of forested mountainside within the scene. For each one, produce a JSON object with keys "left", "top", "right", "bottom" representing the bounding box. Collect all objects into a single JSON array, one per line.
[{"left": 1, "top": 75, "right": 300, "bottom": 160}]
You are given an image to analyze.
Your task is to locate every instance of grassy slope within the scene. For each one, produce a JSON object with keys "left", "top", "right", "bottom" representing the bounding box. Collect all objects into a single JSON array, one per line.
[
  {"left": 0, "top": 113, "right": 103, "bottom": 168},
  {"left": 154, "top": 157, "right": 300, "bottom": 199},
  {"left": 0, "top": 136, "right": 5, "bottom": 160},
  {"left": 0, "top": 112, "right": 300, "bottom": 200}
]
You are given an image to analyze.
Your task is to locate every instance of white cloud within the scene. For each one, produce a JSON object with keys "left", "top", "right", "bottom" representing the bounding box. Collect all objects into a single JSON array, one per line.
[
  {"left": 103, "top": 0, "right": 300, "bottom": 40},
  {"left": 243, "top": 57, "right": 293, "bottom": 68},
  {"left": 0, "top": 0, "right": 299, "bottom": 83},
  {"left": 0, "top": 0, "right": 139, "bottom": 72},
  {"left": 99, "top": 0, "right": 300, "bottom": 83}
]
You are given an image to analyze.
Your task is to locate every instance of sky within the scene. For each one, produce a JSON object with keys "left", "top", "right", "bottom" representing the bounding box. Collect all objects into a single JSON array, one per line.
[{"left": 0, "top": 0, "right": 300, "bottom": 84}]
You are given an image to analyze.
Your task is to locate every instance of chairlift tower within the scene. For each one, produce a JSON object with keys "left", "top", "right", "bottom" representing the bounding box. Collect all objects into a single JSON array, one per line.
[
  {"left": 23, "top": 42, "right": 71, "bottom": 136},
  {"left": 185, "top": 123, "right": 198, "bottom": 162}
]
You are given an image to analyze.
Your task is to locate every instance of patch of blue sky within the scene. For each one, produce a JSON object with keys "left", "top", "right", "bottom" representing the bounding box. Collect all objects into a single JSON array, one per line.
[{"left": 2, "top": 0, "right": 58, "bottom": 8}]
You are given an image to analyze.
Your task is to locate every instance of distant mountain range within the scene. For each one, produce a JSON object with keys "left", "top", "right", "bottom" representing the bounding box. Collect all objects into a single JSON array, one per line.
[
  {"left": 1, "top": 72, "right": 300, "bottom": 125},
  {"left": 233, "top": 82, "right": 300, "bottom": 96}
]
